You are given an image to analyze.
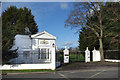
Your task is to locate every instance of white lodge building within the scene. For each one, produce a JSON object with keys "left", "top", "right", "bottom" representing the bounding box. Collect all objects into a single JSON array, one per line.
[{"left": 4, "top": 31, "right": 57, "bottom": 70}]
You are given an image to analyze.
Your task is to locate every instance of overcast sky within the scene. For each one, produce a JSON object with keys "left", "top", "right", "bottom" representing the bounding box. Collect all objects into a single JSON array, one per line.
[{"left": 2, "top": 2, "right": 79, "bottom": 49}]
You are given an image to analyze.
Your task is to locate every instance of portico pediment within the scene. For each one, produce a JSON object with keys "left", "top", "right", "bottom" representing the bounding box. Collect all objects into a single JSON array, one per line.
[{"left": 31, "top": 31, "right": 56, "bottom": 40}]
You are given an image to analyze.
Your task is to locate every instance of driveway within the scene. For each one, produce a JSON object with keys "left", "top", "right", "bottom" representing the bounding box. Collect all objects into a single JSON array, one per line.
[{"left": 2, "top": 62, "right": 119, "bottom": 80}]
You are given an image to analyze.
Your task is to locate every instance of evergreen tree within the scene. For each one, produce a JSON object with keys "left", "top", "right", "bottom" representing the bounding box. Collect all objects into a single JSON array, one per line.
[
  {"left": 78, "top": 2, "right": 120, "bottom": 51},
  {"left": 2, "top": 6, "right": 38, "bottom": 63},
  {"left": 102, "top": 2, "right": 120, "bottom": 50},
  {"left": 78, "top": 28, "right": 99, "bottom": 51}
]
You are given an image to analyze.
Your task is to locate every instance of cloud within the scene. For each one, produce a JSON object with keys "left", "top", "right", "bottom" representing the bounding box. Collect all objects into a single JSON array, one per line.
[
  {"left": 62, "top": 41, "right": 74, "bottom": 46},
  {"left": 60, "top": 3, "right": 68, "bottom": 10},
  {"left": 62, "top": 41, "right": 78, "bottom": 46}
]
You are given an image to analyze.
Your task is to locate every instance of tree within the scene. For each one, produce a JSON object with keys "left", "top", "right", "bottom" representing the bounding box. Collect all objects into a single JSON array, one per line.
[
  {"left": 102, "top": 2, "right": 120, "bottom": 50},
  {"left": 78, "top": 27, "right": 99, "bottom": 51},
  {"left": 78, "top": 2, "right": 120, "bottom": 51},
  {"left": 68, "top": 47, "right": 73, "bottom": 52},
  {"left": 2, "top": 6, "right": 38, "bottom": 63},
  {"left": 0, "top": 15, "right": 2, "bottom": 64},
  {"left": 65, "top": 2, "right": 119, "bottom": 61}
]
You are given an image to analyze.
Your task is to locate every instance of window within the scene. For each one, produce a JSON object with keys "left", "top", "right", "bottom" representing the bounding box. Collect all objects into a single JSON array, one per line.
[
  {"left": 38, "top": 48, "right": 50, "bottom": 60},
  {"left": 23, "top": 51, "right": 30, "bottom": 59}
]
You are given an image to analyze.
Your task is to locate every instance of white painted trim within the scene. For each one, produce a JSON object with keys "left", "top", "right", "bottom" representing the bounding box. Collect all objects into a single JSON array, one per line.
[
  {"left": 0, "top": 64, "right": 55, "bottom": 70},
  {"left": 31, "top": 31, "right": 56, "bottom": 39},
  {"left": 105, "top": 59, "right": 120, "bottom": 62}
]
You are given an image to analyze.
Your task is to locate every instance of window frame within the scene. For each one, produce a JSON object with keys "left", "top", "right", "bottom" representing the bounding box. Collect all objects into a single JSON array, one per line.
[{"left": 38, "top": 48, "right": 50, "bottom": 60}]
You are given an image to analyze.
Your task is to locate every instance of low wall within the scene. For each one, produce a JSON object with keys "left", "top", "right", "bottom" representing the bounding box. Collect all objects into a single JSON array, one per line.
[
  {"left": 105, "top": 59, "right": 120, "bottom": 62},
  {"left": 0, "top": 64, "right": 55, "bottom": 70}
]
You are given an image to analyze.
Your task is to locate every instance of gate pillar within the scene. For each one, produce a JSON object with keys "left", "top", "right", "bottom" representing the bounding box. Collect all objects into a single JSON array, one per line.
[
  {"left": 63, "top": 46, "right": 69, "bottom": 63},
  {"left": 85, "top": 47, "right": 90, "bottom": 62},
  {"left": 92, "top": 47, "right": 101, "bottom": 62}
]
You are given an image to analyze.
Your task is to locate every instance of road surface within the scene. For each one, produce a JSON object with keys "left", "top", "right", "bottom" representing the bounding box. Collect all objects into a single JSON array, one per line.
[{"left": 2, "top": 62, "right": 120, "bottom": 80}]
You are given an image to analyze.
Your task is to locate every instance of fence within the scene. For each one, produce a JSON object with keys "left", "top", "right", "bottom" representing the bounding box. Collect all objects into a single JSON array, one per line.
[
  {"left": 56, "top": 51, "right": 85, "bottom": 63},
  {"left": 56, "top": 51, "right": 63, "bottom": 62},
  {"left": 5, "top": 49, "right": 120, "bottom": 64},
  {"left": 56, "top": 50, "right": 120, "bottom": 63},
  {"left": 104, "top": 50, "right": 120, "bottom": 59},
  {"left": 8, "top": 52, "right": 51, "bottom": 64}
]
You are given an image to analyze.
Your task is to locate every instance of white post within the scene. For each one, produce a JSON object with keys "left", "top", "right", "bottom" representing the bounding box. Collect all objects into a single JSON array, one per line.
[
  {"left": 85, "top": 47, "right": 90, "bottom": 62},
  {"left": 63, "top": 46, "right": 69, "bottom": 63},
  {"left": 92, "top": 47, "right": 101, "bottom": 62},
  {"left": 51, "top": 45, "right": 56, "bottom": 70},
  {"left": 92, "top": 47, "right": 96, "bottom": 62}
]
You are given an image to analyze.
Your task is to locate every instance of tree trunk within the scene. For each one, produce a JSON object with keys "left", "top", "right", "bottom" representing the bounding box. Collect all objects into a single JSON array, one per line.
[{"left": 99, "top": 38, "right": 104, "bottom": 61}]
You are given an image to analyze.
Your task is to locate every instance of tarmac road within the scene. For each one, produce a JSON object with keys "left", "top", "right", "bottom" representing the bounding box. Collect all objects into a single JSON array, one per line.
[{"left": 2, "top": 62, "right": 120, "bottom": 80}]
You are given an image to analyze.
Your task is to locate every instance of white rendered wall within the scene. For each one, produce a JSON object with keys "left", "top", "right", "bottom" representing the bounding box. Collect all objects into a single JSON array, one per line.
[
  {"left": 31, "top": 38, "right": 56, "bottom": 69},
  {"left": 85, "top": 47, "right": 90, "bottom": 62},
  {"left": 105, "top": 59, "right": 120, "bottom": 62},
  {"left": 1, "top": 39, "right": 56, "bottom": 70},
  {"left": 0, "top": 64, "right": 55, "bottom": 70},
  {"left": 11, "top": 35, "right": 31, "bottom": 52},
  {"left": 92, "top": 49, "right": 101, "bottom": 62},
  {"left": 10, "top": 35, "right": 32, "bottom": 63},
  {"left": 7, "top": 31, "right": 56, "bottom": 70}
]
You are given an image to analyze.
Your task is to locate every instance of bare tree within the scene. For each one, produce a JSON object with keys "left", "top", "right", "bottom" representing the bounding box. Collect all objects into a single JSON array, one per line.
[{"left": 65, "top": 2, "right": 105, "bottom": 61}]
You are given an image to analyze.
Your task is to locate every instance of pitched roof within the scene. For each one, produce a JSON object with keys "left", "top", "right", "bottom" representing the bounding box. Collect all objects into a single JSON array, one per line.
[{"left": 31, "top": 31, "right": 56, "bottom": 40}]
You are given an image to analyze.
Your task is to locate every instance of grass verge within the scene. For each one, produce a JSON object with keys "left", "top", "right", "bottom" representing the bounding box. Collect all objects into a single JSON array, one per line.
[{"left": 2, "top": 69, "right": 56, "bottom": 74}]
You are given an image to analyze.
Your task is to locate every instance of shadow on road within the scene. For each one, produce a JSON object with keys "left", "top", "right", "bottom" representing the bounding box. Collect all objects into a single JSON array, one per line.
[{"left": 56, "top": 61, "right": 119, "bottom": 71}]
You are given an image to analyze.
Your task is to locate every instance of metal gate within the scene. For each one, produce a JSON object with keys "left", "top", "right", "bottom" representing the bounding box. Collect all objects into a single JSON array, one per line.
[
  {"left": 69, "top": 51, "right": 85, "bottom": 62},
  {"left": 56, "top": 51, "right": 85, "bottom": 63}
]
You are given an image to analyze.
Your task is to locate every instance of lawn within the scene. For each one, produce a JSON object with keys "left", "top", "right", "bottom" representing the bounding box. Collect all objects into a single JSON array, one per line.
[
  {"left": 2, "top": 69, "right": 56, "bottom": 74},
  {"left": 58, "top": 53, "right": 85, "bottom": 62},
  {"left": 69, "top": 53, "right": 85, "bottom": 62}
]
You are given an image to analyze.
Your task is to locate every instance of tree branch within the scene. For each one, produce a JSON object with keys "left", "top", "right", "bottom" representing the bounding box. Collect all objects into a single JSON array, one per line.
[
  {"left": 99, "top": 8, "right": 103, "bottom": 38},
  {"left": 92, "top": 23, "right": 100, "bottom": 30},
  {"left": 86, "top": 25, "right": 100, "bottom": 38}
]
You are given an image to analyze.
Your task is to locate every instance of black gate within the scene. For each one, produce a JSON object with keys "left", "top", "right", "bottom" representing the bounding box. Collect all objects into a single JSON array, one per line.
[
  {"left": 90, "top": 51, "right": 93, "bottom": 61},
  {"left": 56, "top": 51, "right": 64, "bottom": 63},
  {"left": 69, "top": 51, "right": 85, "bottom": 63},
  {"left": 56, "top": 51, "right": 85, "bottom": 63}
]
